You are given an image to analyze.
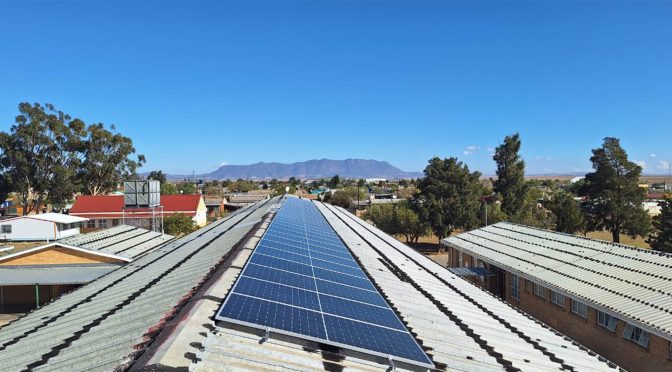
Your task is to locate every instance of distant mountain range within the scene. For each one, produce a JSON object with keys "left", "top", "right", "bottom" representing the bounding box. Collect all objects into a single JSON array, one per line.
[{"left": 165, "top": 159, "right": 423, "bottom": 180}]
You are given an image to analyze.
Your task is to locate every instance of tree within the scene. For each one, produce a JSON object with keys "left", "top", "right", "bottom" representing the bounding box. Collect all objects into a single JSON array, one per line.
[
  {"left": 327, "top": 190, "right": 352, "bottom": 208},
  {"left": 163, "top": 213, "right": 195, "bottom": 236},
  {"left": 546, "top": 189, "right": 586, "bottom": 234},
  {"left": 583, "top": 137, "right": 650, "bottom": 243},
  {"left": 78, "top": 123, "right": 145, "bottom": 195},
  {"left": 0, "top": 172, "right": 11, "bottom": 209},
  {"left": 509, "top": 188, "right": 556, "bottom": 229},
  {"left": 366, "top": 204, "right": 398, "bottom": 236},
  {"left": 416, "top": 157, "right": 484, "bottom": 240},
  {"left": 329, "top": 175, "right": 341, "bottom": 188},
  {"left": 482, "top": 199, "right": 508, "bottom": 226},
  {"left": 147, "top": 170, "right": 167, "bottom": 184},
  {"left": 0, "top": 103, "right": 85, "bottom": 214},
  {"left": 647, "top": 194, "right": 672, "bottom": 252},
  {"left": 395, "top": 204, "right": 429, "bottom": 243},
  {"left": 493, "top": 133, "right": 529, "bottom": 216},
  {"left": 161, "top": 182, "right": 178, "bottom": 195},
  {"left": 177, "top": 182, "right": 197, "bottom": 194}
]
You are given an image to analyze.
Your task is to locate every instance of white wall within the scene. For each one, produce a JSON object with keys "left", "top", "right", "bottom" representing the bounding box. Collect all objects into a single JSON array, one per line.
[
  {"left": 0, "top": 218, "right": 57, "bottom": 241},
  {"left": 57, "top": 227, "right": 81, "bottom": 239}
]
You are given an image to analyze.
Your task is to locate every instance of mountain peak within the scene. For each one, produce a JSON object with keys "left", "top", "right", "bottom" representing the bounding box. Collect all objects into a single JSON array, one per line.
[{"left": 205, "top": 158, "right": 421, "bottom": 180}]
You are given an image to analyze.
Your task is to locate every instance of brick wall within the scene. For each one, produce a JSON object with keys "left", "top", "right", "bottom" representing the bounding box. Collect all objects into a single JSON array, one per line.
[
  {"left": 505, "top": 272, "right": 672, "bottom": 372},
  {"left": 446, "top": 248, "right": 672, "bottom": 371}
]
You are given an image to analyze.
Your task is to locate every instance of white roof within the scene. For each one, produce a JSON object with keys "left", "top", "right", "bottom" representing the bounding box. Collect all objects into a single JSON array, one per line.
[
  {"left": 27, "top": 213, "right": 88, "bottom": 224},
  {"left": 191, "top": 202, "right": 617, "bottom": 372},
  {"left": 443, "top": 222, "right": 672, "bottom": 341}
]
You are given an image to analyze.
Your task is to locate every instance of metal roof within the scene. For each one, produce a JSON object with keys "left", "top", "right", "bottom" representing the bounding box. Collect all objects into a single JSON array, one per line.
[
  {"left": 27, "top": 213, "right": 89, "bottom": 224},
  {"left": 442, "top": 222, "right": 672, "bottom": 342},
  {"left": 0, "top": 198, "right": 276, "bottom": 371},
  {"left": 0, "top": 265, "right": 120, "bottom": 285},
  {"left": 0, "top": 199, "right": 620, "bottom": 371},
  {"left": 0, "top": 242, "right": 131, "bottom": 264},
  {"left": 189, "top": 201, "right": 618, "bottom": 372},
  {"left": 60, "top": 225, "right": 174, "bottom": 260}
]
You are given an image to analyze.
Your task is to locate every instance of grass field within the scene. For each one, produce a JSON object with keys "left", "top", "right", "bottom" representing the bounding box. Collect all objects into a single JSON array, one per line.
[{"left": 584, "top": 231, "right": 650, "bottom": 249}]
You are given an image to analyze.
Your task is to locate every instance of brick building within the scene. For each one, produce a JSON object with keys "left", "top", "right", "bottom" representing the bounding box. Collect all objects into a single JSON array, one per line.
[
  {"left": 443, "top": 222, "right": 672, "bottom": 372},
  {"left": 70, "top": 194, "right": 207, "bottom": 230}
]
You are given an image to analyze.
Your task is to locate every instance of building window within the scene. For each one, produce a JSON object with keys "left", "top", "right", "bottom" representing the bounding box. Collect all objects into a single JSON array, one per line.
[
  {"left": 112, "top": 219, "right": 120, "bottom": 227},
  {"left": 1, "top": 224, "right": 11, "bottom": 234},
  {"left": 571, "top": 299, "right": 588, "bottom": 318},
  {"left": 550, "top": 291, "right": 565, "bottom": 307},
  {"left": 87, "top": 220, "right": 96, "bottom": 228},
  {"left": 597, "top": 311, "right": 618, "bottom": 332},
  {"left": 510, "top": 274, "right": 520, "bottom": 300},
  {"left": 533, "top": 283, "right": 546, "bottom": 298},
  {"left": 622, "top": 323, "right": 650, "bottom": 348},
  {"left": 98, "top": 219, "right": 108, "bottom": 228},
  {"left": 458, "top": 251, "right": 463, "bottom": 267},
  {"left": 668, "top": 341, "right": 672, "bottom": 361},
  {"left": 477, "top": 260, "right": 486, "bottom": 282}
]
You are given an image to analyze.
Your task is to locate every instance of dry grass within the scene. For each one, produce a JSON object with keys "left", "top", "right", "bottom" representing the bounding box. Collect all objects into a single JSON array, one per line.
[
  {"left": 584, "top": 231, "right": 650, "bottom": 249},
  {"left": 0, "top": 241, "right": 48, "bottom": 257}
]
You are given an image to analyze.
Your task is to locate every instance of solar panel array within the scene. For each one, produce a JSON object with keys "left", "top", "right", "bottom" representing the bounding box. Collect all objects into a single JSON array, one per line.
[{"left": 216, "top": 197, "right": 433, "bottom": 368}]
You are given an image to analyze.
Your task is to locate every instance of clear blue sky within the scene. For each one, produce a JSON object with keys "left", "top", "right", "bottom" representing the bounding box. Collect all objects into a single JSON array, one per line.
[{"left": 1, "top": 1, "right": 671, "bottom": 175}]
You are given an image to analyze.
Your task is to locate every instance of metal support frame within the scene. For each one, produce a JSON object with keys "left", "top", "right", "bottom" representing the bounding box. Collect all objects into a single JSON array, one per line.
[
  {"left": 260, "top": 327, "right": 270, "bottom": 344},
  {"left": 122, "top": 205, "right": 164, "bottom": 233},
  {"left": 387, "top": 355, "right": 397, "bottom": 371}
]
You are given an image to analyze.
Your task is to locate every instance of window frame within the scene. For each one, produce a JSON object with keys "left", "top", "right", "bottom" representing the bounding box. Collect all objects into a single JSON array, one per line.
[
  {"left": 597, "top": 311, "right": 618, "bottom": 332},
  {"left": 622, "top": 323, "right": 650, "bottom": 348},
  {"left": 571, "top": 299, "right": 588, "bottom": 318},
  {"left": 550, "top": 290, "right": 566, "bottom": 307},
  {"left": 533, "top": 282, "right": 546, "bottom": 299},
  {"left": 98, "top": 219, "right": 108, "bottom": 228},
  {"left": 87, "top": 220, "right": 96, "bottom": 228},
  {"left": 510, "top": 274, "right": 520, "bottom": 300},
  {"left": 1, "top": 224, "right": 11, "bottom": 234}
]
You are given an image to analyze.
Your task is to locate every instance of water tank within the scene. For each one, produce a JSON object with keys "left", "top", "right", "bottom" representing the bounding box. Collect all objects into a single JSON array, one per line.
[{"left": 124, "top": 180, "right": 161, "bottom": 207}]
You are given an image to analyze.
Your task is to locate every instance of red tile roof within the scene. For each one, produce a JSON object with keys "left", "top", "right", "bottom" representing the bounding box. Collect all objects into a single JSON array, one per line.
[{"left": 70, "top": 194, "right": 203, "bottom": 218}]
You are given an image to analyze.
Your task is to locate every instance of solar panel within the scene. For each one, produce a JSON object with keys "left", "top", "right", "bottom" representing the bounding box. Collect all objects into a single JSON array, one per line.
[{"left": 216, "top": 197, "right": 433, "bottom": 368}]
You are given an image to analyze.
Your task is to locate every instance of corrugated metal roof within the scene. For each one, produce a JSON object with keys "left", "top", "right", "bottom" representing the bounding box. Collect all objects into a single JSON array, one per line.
[
  {"left": 0, "top": 198, "right": 276, "bottom": 372},
  {"left": 0, "top": 199, "right": 620, "bottom": 371},
  {"left": 0, "top": 265, "right": 120, "bottom": 285},
  {"left": 60, "top": 225, "right": 174, "bottom": 259},
  {"left": 443, "top": 222, "right": 672, "bottom": 341},
  {"left": 189, "top": 201, "right": 618, "bottom": 372}
]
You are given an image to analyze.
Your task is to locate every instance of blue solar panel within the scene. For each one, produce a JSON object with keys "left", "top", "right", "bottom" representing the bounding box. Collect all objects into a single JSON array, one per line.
[{"left": 216, "top": 197, "right": 433, "bottom": 368}]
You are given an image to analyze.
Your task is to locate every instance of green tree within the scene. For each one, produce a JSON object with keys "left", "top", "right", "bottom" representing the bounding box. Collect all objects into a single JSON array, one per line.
[
  {"left": 482, "top": 198, "right": 508, "bottom": 226},
  {"left": 147, "top": 170, "right": 167, "bottom": 184},
  {"left": 510, "top": 188, "right": 556, "bottom": 230},
  {"left": 583, "top": 137, "right": 650, "bottom": 243},
  {"left": 0, "top": 172, "right": 12, "bottom": 209},
  {"left": 395, "top": 204, "right": 429, "bottom": 243},
  {"left": 78, "top": 123, "right": 145, "bottom": 195},
  {"left": 177, "top": 182, "right": 197, "bottom": 194},
  {"left": 647, "top": 194, "right": 672, "bottom": 252},
  {"left": 163, "top": 213, "right": 195, "bottom": 236},
  {"left": 366, "top": 204, "right": 398, "bottom": 236},
  {"left": 493, "top": 133, "right": 529, "bottom": 216},
  {"left": 0, "top": 103, "right": 85, "bottom": 214},
  {"left": 329, "top": 175, "right": 341, "bottom": 188},
  {"left": 546, "top": 189, "right": 586, "bottom": 234},
  {"left": 161, "top": 182, "right": 178, "bottom": 195},
  {"left": 416, "top": 157, "right": 484, "bottom": 240},
  {"left": 327, "top": 190, "right": 352, "bottom": 208}
]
